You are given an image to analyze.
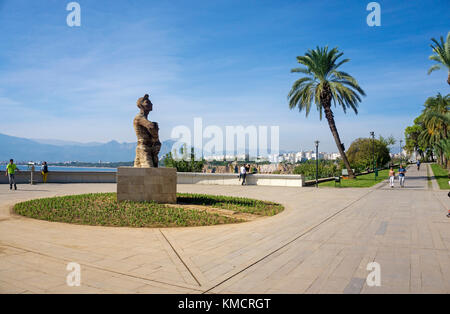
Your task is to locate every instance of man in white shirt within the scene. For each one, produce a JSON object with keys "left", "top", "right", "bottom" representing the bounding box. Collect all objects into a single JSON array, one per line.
[{"left": 240, "top": 165, "right": 247, "bottom": 185}]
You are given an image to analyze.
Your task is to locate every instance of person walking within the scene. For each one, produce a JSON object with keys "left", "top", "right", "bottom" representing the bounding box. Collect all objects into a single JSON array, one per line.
[
  {"left": 416, "top": 160, "right": 421, "bottom": 171},
  {"left": 447, "top": 191, "right": 450, "bottom": 218},
  {"left": 240, "top": 164, "right": 247, "bottom": 185},
  {"left": 398, "top": 164, "right": 406, "bottom": 188},
  {"left": 389, "top": 167, "right": 395, "bottom": 188},
  {"left": 5, "top": 159, "right": 19, "bottom": 190},
  {"left": 41, "top": 161, "right": 49, "bottom": 183}
]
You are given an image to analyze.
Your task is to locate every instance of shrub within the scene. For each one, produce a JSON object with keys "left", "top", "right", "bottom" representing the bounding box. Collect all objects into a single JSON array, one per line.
[
  {"left": 346, "top": 138, "right": 391, "bottom": 171},
  {"left": 293, "top": 160, "right": 340, "bottom": 179},
  {"left": 162, "top": 147, "right": 204, "bottom": 172}
]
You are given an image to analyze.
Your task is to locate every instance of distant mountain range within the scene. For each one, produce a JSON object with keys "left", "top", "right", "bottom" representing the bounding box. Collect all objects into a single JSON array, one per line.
[{"left": 0, "top": 133, "right": 175, "bottom": 163}]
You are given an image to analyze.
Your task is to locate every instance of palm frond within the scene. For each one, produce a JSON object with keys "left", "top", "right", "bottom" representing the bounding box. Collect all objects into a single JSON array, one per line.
[
  {"left": 428, "top": 31, "right": 450, "bottom": 76},
  {"left": 428, "top": 64, "right": 442, "bottom": 74}
]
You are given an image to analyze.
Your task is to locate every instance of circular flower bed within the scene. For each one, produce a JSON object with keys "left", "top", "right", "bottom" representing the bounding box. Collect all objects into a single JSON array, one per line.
[{"left": 13, "top": 192, "right": 284, "bottom": 228}]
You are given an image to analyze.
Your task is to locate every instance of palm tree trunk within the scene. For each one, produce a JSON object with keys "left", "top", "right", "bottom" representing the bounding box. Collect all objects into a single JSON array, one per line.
[
  {"left": 447, "top": 72, "right": 450, "bottom": 85},
  {"left": 323, "top": 103, "right": 355, "bottom": 178}
]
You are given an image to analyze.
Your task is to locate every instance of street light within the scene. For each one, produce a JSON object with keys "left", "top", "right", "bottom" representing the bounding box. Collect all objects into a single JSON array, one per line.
[
  {"left": 370, "top": 131, "right": 376, "bottom": 180},
  {"left": 399, "top": 139, "right": 403, "bottom": 165},
  {"left": 315, "top": 140, "right": 319, "bottom": 188}
]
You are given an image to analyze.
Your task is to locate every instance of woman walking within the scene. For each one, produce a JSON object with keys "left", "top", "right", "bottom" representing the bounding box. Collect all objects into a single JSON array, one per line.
[{"left": 389, "top": 167, "right": 395, "bottom": 188}]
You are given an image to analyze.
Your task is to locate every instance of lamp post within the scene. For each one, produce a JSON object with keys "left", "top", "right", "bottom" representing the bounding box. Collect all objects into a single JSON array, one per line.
[
  {"left": 370, "top": 132, "right": 375, "bottom": 180},
  {"left": 399, "top": 139, "right": 403, "bottom": 165},
  {"left": 315, "top": 140, "right": 319, "bottom": 188}
]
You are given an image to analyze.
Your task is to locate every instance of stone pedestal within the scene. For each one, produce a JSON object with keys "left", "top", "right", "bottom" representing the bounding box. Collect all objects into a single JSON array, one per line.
[{"left": 117, "top": 167, "right": 177, "bottom": 203}]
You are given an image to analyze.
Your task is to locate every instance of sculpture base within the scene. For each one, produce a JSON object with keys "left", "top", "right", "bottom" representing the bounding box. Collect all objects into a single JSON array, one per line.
[{"left": 117, "top": 167, "right": 177, "bottom": 203}]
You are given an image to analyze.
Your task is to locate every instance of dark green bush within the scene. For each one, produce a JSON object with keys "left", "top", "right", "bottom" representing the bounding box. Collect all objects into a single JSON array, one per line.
[
  {"left": 346, "top": 138, "right": 391, "bottom": 171},
  {"left": 293, "top": 160, "right": 340, "bottom": 179}
]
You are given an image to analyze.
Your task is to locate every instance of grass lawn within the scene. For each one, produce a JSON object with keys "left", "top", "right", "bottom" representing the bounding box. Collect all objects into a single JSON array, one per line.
[
  {"left": 177, "top": 193, "right": 283, "bottom": 216},
  {"left": 13, "top": 192, "right": 284, "bottom": 228},
  {"left": 319, "top": 169, "right": 390, "bottom": 188},
  {"left": 430, "top": 163, "right": 450, "bottom": 190}
]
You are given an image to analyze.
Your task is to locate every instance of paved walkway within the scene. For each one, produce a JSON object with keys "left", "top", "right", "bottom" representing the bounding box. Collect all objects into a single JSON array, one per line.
[{"left": 0, "top": 165, "right": 449, "bottom": 293}]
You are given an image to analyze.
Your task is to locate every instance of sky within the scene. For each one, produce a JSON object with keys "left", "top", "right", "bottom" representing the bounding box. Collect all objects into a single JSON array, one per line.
[{"left": 0, "top": 0, "right": 449, "bottom": 153}]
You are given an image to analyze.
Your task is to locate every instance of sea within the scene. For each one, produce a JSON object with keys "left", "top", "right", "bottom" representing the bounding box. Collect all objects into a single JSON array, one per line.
[{"left": 0, "top": 165, "right": 117, "bottom": 172}]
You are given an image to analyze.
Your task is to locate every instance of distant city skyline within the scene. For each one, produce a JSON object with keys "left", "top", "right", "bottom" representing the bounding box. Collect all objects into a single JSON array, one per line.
[{"left": 0, "top": 1, "right": 449, "bottom": 152}]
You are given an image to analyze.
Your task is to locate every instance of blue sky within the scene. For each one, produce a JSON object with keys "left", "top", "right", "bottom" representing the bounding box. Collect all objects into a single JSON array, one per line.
[{"left": 0, "top": 0, "right": 449, "bottom": 152}]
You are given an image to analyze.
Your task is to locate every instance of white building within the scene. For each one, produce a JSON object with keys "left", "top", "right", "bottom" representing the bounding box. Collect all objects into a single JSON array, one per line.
[
  {"left": 304, "top": 151, "right": 313, "bottom": 160},
  {"left": 323, "top": 152, "right": 340, "bottom": 160}
]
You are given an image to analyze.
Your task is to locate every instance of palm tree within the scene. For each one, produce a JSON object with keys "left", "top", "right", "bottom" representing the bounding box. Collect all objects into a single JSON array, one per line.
[
  {"left": 438, "top": 139, "right": 450, "bottom": 169},
  {"left": 423, "top": 94, "right": 450, "bottom": 167},
  {"left": 428, "top": 31, "right": 450, "bottom": 85},
  {"left": 422, "top": 93, "right": 449, "bottom": 138},
  {"left": 419, "top": 93, "right": 449, "bottom": 165},
  {"left": 288, "top": 46, "right": 366, "bottom": 178}
]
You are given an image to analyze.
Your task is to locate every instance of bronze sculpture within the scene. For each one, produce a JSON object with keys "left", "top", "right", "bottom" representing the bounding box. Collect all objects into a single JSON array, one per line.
[{"left": 133, "top": 94, "right": 161, "bottom": 167}]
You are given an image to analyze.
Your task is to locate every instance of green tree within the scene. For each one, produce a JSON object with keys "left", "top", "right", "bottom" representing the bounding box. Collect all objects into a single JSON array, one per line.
[
  {"left": 378, "top": 135, "right": 396, "bottom": 147},
  {"left": 425, "top": 107, "right": 450, "bottom": 169},
  {"left": 428, "top": 31, "right": 450, "bottom": 85},
  {"left": 293, "top": 160, "right": 340, "bottom": 179},
  {"left": 346, "top": 138, "right": 391, "bottom": 172},
  {"left": 422, "top": 94, "right": 449, "bottom": 138},
  {"left": 419, "top": 93, "right": 449, "bottom": 165},
  {"left": 405, "top": 123, "right": 425, "bottom": 159},
  {"left": 288, "top": 46, "right": 366, "bottom": 179},
  {"left": 162, "top": 146, "right": 204, "bottom": 172},
  {"left": 378, "top": 135, "right": 396, "bottom": 154}
]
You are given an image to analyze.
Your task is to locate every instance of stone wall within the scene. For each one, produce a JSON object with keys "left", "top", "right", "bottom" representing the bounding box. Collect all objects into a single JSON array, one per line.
[
  {"left": 117, "top": 167, "right": 177, "bottom": 203},
  {"left": 177, "top": 172, "right": 304, "bottom": 187},
  {"left": 0, "top": 171, "right": 116, "bottom": 184},
  {"left": 0, "top": 170, "right": 304, "bottom": 187}
]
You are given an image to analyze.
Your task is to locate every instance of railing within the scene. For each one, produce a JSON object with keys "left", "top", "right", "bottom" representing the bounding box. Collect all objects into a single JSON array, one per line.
[{"left": 303, "top": 164, "right": 401, "bottom": 186}]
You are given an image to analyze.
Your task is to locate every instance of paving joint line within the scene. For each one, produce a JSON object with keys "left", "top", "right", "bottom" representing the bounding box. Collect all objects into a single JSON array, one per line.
[
  {"left": 0, "top": 242, "right": 203, "bottom": 292},
  {"left": 159, "top": 229, "right": 202, "bottom": 287},
  {"left": 202, "top": 188, "right": 376, "bottom": 294},
  {"left": 433, "top": 191, "right": 449, "bottom": 212}
]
